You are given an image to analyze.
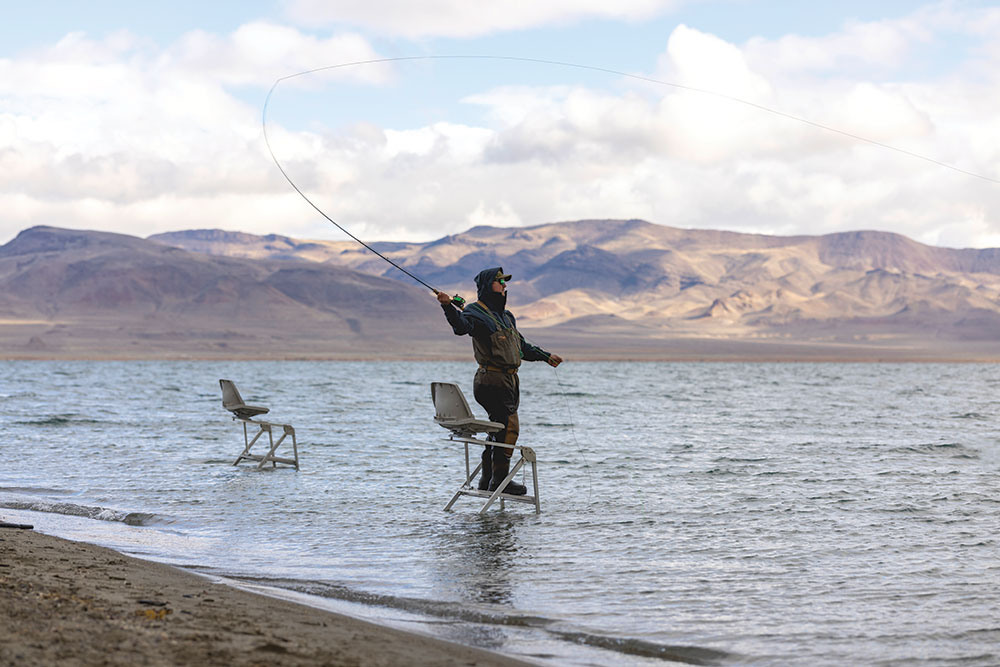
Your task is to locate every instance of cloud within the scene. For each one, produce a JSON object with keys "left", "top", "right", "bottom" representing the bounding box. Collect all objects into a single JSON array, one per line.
[
  {"left": 743, "top": 16, "right": 931, "bottom": 78},
  {"left": 276, "top": 13, "right": 999, "bottom": 246},
  {"left": 284, "top": 0, "right": 683, "bottom": 38},
  {"left": 166, "top": 22, "right": 387, "bottom": 88},
  {"left": 0, "top": 23, "right": 382, "bottom": 240},
  {"left": 1, "top": 6, "right": 999, "bottom": 251}
]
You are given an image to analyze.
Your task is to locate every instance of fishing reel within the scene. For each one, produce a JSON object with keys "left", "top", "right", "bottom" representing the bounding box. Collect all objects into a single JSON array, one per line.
[{"left": 435, "top": 290, "right": 466, "bottom": 309}]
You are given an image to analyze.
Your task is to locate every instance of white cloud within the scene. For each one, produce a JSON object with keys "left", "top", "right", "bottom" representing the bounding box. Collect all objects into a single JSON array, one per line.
[
  {"left": 284, "top": 0, "right": 683, "bottom": 38},
  {"left": 468, "top": 200, "right": 523, "bottom": 228},
  {"left": 166, "top": 22, "right": 388, "bottom": 88},
  {"left": 743, "top": 16, "right": 930, "bottom": 77},
  {"left": 292, "top": 13, "right": 1000, "bottom": 246},
  {"left": 2, "top": 6, "right": 1000, "bottom": 251},
  {"left": 0, "top": 23, "right": 384, "bottom": 242},
  {"left": 659, "top": 24, "right": 773, "bottom": 101}
]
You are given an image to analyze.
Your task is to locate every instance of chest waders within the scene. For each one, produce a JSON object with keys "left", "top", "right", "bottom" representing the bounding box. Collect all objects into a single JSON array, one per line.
[{"left": 470, "top": 302, "right": 527, "bottom": 495}]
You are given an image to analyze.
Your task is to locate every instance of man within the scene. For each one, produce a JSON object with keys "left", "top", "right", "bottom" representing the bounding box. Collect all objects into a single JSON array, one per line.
[{"left": 436, "top": 267, "right": 563, "bottom": 495}]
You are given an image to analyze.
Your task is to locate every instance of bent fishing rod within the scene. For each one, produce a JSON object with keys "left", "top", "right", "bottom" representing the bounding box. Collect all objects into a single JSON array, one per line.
[{"left": 261, "top": 79, "right": 467, "bottom": 308}]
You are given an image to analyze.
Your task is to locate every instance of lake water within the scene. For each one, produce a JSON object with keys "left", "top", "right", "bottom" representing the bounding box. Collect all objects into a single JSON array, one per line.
[{"left": 2, "top": 361, "right": 999, "bottom": 665}]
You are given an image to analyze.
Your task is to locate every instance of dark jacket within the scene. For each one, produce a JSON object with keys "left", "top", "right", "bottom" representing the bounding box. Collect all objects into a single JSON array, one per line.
[{"left": 441, "top": 267, "right": 551, "bottom": 367}]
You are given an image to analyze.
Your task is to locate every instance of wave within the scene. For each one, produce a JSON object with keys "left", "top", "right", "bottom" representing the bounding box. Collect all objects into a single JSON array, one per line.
[
  {"left": 0, "top": 498, "right": 161, "bottom": 526},
  {"left": 233, "top": 576, "right": 733, "bottom": 665},
  {"left": 889, "top": 442, "right": 979, "bottom": 459},
  {"left": 234, "top": 576, "right": 551, "bottom": 627},
  {"left": 952, "top": 412, "right": 988, "bottom": 421},
  {"left": 712, "top": 456, "right": 769, "bottom": 463},
  {"left": 0, "top": 485, "right": 74, "bottom": 496},
  {"left": 13, "top": 414, "right": 107, "bottom": 426},
  {"left": 552, "top": 629, "right": 733, "bottom": 665}
]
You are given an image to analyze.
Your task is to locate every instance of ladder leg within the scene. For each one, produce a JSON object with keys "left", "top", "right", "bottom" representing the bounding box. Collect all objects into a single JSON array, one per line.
[
  {"left": 532, "top": 461, "right": 540, "bottom": 513},
  {"left": 479, "top": 457, "right": 524, "bottom": 514},
  {"left": 465, "top": 462, "right": 484, "bottom": 488},
  {"left": 478, "top": 486, "right": 505, "bottom": 514},
  {"left": 464, "top": 441, "right": 470, "bottom": 482},
  {"left": 258, "top": 429, "right": 285, "bottom": 469},
  {"left": 234, "top": 424, "right": 265, "bottom": 465},
  {"left": 494, "top": 458, "right": 524, "bottom": 493},
  {"left": 444, "top": 490, "right": 464, "bottom": 511}
]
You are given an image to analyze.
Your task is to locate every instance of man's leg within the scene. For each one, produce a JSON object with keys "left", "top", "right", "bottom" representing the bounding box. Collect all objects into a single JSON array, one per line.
[
  {"left": 475, "top": 374, "right": 526, "bottom": 495},
  {"left": 478, "top": 445, "right": 493, "bottom": 490},
  {"left": 489, "top": 412, "right": 526, "bottom": 495},
  {"left": 473, "top": 376, "right": 503, "bottom": 491}
]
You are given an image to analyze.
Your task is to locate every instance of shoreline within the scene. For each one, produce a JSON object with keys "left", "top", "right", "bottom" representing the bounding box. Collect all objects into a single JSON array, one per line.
[
  {"left": 0, "top": 526, "right": 536, "bottom": 666},
  {"left": 3, "top": 354, "right": 1000, "bottom": 363}
]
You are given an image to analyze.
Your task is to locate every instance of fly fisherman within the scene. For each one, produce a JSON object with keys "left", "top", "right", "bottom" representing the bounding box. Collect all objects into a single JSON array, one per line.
[{"left": 436, "top": 267, "right": 563, "bottom": 495}]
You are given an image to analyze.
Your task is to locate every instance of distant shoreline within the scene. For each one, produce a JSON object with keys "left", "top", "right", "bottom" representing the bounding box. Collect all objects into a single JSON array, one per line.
[
  {"left": 4, "top": 319, "right": 1000, "bottom": 363},
  {"left": 4, "top": 352, "right": 1000, "bottom": 362},
  {"left": 5, "top": 340, "right": 1000, "bottom": 362}
]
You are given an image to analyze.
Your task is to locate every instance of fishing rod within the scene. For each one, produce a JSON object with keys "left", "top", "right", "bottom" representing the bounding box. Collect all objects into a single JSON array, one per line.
[{"left": 261, "top": 65, "right": 467, "bottom": 308}]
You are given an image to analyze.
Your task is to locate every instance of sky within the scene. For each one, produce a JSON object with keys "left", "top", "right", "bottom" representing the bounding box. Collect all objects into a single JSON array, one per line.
[{"left": 1, "top": 0, "right": 999, "bottom": 248}]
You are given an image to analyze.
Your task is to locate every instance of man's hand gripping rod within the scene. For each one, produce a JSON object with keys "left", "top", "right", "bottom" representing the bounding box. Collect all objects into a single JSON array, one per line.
[{"left": 435, "top": 289, "right": 466, "bottom": 310}]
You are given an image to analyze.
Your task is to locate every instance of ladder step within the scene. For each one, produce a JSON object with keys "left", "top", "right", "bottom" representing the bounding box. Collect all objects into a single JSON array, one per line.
[
  {"left": 236, "top": 454, "right": 298, "bottom": 466},
  {"left": 457, "top": 489, "right": 537, "bottom": 504}
]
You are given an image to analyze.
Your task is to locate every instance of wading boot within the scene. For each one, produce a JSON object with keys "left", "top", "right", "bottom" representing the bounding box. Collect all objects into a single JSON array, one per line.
[
  {"left": 489, "top": 448, "right": 526, "bottom": 496},
  {"left": 477, "top": 446, "right": 492, "bottom": 490}
]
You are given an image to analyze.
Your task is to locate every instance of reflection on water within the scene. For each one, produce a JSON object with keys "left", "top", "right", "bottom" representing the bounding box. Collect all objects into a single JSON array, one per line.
[
  {"left": 2, "top": 360, "right": 1000, "bottom": 666},
  {"left": 472, "top": 516, "right": 519, "bottom": 606},
  {"left": 437, "top": 514, "right": 520, "bottom": 607},
  {"left": 425, "top": 514, "right": 524, "bottom": 650}
]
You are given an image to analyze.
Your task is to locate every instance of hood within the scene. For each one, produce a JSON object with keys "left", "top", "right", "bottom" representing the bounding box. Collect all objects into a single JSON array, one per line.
[{"left": 475, "top": 266, "right": 507, "bottom": 312}]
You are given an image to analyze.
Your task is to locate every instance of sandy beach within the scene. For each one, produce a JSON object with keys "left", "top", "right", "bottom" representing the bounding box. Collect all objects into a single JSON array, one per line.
[{"left": 0, "top": 526, "right": 535, "bottom": 666}]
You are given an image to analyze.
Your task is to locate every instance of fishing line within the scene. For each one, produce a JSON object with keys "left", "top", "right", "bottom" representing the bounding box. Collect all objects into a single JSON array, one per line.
[
  {"left": 551, "top": 364, "right": 594, "bottom": 506},
  {"left": 262, "top": 70, "right": 441, "bottom": 294},
  {"left": 263, "top": 54, "right": 1000, "bottom": 205}
]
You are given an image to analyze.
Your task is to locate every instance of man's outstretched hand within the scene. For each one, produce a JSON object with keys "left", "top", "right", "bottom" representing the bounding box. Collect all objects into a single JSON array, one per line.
[
  {"left": 435, "top": 290, "right": 452, "bottom": 305},
  {"left": 547, "top": 354, "right": 563, "bottom": 367}
]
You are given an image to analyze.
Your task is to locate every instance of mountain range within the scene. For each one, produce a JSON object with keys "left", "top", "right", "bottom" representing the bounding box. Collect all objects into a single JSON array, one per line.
[{"left": 3, "top": 220, "right": 1000, "bottom": 360}]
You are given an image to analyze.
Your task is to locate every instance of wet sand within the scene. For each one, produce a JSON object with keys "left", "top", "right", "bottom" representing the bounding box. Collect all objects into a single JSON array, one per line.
[{"left": 0, "top": 527, "right": 535, "bottom": 666}]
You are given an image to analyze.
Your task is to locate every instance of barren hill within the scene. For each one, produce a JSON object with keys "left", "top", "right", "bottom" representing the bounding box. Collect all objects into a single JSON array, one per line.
[
  {"left": 3, "top": 220, "right": 1000, "bottom": 360},
  {"left": 153, "top": 220, "right": 1000, "bottom": 357},
  {"left": 0, "top": 226, "right": 447, "bottom": 359}
]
